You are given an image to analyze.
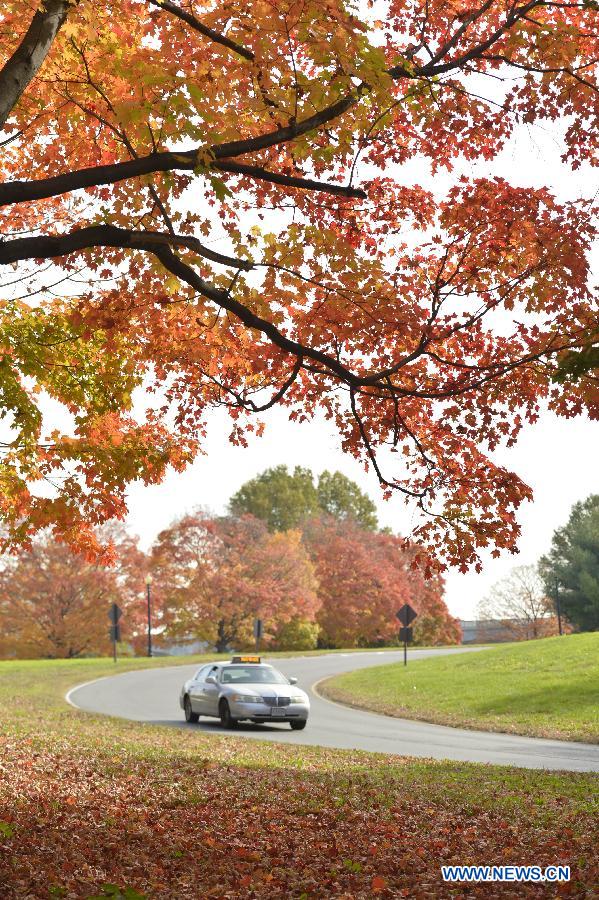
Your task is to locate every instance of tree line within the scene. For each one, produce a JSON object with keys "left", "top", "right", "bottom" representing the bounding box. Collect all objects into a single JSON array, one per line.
[{"left": 0, "top": 467, "right": 460, "bottom": 658}]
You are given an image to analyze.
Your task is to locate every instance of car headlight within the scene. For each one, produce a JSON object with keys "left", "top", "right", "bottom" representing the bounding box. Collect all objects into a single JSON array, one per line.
[
  {"left": 231, "top": 694, "right": 264, "bottom": 703},
  {"left": 290, "top": 695, "right": 306, "bottom": 703}
]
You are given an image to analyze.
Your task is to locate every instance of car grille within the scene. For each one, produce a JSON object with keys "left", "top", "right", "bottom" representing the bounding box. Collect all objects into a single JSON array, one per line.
[{"left": 262, "top": 696, "right": 290, "bottom": 707}]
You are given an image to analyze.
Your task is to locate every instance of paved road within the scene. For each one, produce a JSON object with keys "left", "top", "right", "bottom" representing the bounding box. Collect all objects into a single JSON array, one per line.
[{"left": 68, "top": 649, "right": 599, "bottom": 772}]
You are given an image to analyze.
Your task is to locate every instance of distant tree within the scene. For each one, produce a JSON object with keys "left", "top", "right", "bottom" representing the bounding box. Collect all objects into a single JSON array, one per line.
[
  {"left": 304, "top": 518, "right": 407, "bottom": 647},
  {"left": 150, "top": 512, "right": 318, "bottom": 652},
  {"left": 540, "top": 496, "right": 599, "bottom": 632},
  {"left": 229, "top": 466, "right": 319, "bottom": 532},
  {"left": 271, "top": 618, "right": 320, "bottom": 651},
  {"left": 230, "top": 465, "right": 377, "bottom": 531},
  {"left": 102, "top": 523, "right": 152, "bottom": 655},
  {"left": 477, "top": 565, "right": 560, "bottom": 641},
  {"left": 0, "top": 537, "right": 121, "bottom": 658},
  {"left": 317, "top": 471, "right": 378, "bottom": 531},
  {"left": 303, "top": 517, "right": 458, "bottom": 647}
]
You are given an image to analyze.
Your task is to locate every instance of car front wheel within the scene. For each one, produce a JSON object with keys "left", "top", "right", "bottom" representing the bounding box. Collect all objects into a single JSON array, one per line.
[
  {"left": 184, "top": 695, "right": 199, "bottom": 724},
  {"left": 219, "top": 699, "right": 237, "bottom": 729},
  {"left": 290, "top": 719, "right": 307, "bottom": 730}
]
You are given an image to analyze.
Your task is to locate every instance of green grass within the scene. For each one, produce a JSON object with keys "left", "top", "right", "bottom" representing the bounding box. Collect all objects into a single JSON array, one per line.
[
  {"left": 0, "top": 651, "right": 594, "bottom": 811},
  {"left": 0, "top": 654, "right": 597, "bottom": 897},
  {"left": 320, "top": 633, "right": 599, "bottom": 742}
]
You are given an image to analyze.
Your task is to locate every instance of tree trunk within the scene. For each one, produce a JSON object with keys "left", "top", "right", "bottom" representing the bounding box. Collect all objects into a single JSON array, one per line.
[
  {"left": 215, "top": 620, "right": 228, "bottom": 653},
  {"left": 0, "top": 0, "right": 73, "bottom": 128}
]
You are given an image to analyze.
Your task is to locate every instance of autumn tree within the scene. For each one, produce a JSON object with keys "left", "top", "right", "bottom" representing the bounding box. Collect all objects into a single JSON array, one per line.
[
  {"left": 540, "top": 496, "right": 599, "bottom": 632},
  {"left": 101, "top": 523, "right": 153, "bottom": 654},
  {"left": 477, "top": 564, "right": 561, "bottom": 641},
  {"left": 0, "top": 535, "right": 121, "bottom": 658},
  {"left": 303, "top": 517, "right": 459, "bottom": 646},
  {"left": 230, "top": 465, "right": 378, "bottom": 531},
  {"left": 400, "top": 550, "right": 462, "bottom": 646},
  {"left": 0, "top": 1, "right": 597, "bottom": 572},
  {"left": 150, "top": 512, "right": 318, "bottom": 651}
]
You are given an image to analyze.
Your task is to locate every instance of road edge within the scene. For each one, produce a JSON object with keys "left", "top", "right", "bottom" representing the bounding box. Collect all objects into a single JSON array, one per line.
[{"left": 65, "top": 675, "right": 116, "bottom": 709}]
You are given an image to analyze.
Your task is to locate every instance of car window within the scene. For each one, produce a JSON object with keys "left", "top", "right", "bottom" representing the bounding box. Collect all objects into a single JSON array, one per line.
[
  {"left": 193, "top": 665, "right": 210, "bottom": 682},
  {"left": 220, "top": 666, "right": 288, "bottom": 684}
]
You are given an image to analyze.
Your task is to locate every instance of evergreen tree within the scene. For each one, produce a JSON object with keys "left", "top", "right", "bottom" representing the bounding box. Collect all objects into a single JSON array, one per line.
[{"left": 540, "top": 495, "right": 599, "bottom": 632}]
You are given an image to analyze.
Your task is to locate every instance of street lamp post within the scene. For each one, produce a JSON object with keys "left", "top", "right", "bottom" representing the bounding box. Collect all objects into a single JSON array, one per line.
[{"left": 145, "top": 575, "right": 153, "bottom": 657}]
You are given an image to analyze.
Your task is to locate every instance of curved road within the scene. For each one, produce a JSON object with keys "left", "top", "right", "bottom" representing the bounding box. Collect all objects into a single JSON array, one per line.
[{"left": 68, "top": 649, "right": 599, "bottom": 772}]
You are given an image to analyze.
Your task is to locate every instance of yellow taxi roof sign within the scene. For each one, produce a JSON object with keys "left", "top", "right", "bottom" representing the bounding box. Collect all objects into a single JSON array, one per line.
[{"left": 231, "top": 655, "right": 261, "bottom": 664}]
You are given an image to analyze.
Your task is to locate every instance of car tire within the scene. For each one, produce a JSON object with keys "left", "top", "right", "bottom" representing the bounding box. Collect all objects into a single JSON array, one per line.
[
  {"left": 290, "top": 719, "right": 307, "bottom": 730},
  {"left": 219, "top": 699, "right": 237, "bottom": 729},
  {"left": 183, "top": 695, "right": 199, "bottom": 724}
]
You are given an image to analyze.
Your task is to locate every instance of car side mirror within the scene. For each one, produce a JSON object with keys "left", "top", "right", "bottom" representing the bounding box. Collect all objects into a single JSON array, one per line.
[
  {"left": 289, "top": 676, "right": 298, "bottom": 685},
  {"left": 205, "top": 675, "right": 217, "bottom": 684}
]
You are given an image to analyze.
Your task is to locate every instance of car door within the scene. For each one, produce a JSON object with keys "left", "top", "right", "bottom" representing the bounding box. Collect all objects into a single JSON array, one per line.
[
  {"left": 188, "top": 666, "right": 210, "bottom": 714},
  {"left": 201, "top": 665, "right": 221, "bottom": 717}
]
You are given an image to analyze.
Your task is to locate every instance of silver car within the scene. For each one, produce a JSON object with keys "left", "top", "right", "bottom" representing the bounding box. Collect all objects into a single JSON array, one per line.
[{"left": 179, "top": 656, "right": 310, "bottom": 730}]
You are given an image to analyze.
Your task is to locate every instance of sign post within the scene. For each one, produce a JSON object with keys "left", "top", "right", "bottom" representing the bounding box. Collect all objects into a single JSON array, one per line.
[
  {"left": 396, "top": 604, "right": 417, "bottom": 666},
  {"left": 555, "top": 578, "right": 563, "bottom": 636},
  {"left": 253, "top": 618, "right": 263, "bottom": 653},
  {"left": 108, "top": 603, "right": 122, "bottom": 663}
]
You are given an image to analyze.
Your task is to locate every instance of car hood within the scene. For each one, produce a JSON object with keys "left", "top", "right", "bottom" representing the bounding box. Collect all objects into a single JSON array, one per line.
[{"left": 231, "top": 684, "right": 306, "bottom": 698}]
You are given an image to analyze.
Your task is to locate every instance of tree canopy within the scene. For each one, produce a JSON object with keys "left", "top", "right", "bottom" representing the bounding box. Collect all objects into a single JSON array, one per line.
[
  {"left": 229, "top": 465, "right": 378, "bottom": 530},
  {"left": 0, "top": 537, "right": 119, "bottom": 658},
  {"left": 303, "top": 516, "right": 460, "bottom": 646},
  {"left": 229, "top": 465, "right": 320, "bottom": 531},
  {"left": 150, "top": 512, "right": 318, "bottom": 651},
  {"left": 317, "top": 470, "right": 378, "bottom": 531},
  {"left": 1, "top": 0, "right": 597, "bottom": 570},
  {"left": 540, "top": 495, "right": 599, "bottom": 632}
]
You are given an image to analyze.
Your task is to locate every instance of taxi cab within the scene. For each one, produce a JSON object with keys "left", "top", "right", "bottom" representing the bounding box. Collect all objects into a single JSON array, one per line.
[{"left": 179, "top": 656, "right": 310, "bottom": 730}]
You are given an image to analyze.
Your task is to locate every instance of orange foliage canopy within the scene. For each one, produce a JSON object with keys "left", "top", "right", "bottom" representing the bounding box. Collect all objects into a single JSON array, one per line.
[
  {"left": 304, "top": 517, "right": 461, "bottom": 646},
  {"left": 150, "top": 512, "right": 318, "bottom": 651},
  {"left": 0, "top": 0, "right": 597, "bottom": 570},
  {"left": 0, "top": 539, "right": 121, "bottom": 658}
]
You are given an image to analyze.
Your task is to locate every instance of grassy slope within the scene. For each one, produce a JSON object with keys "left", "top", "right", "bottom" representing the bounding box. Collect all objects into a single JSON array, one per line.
[
  {"left": 320, "top": 634, "right": 599, "bottom": 742},
  {"left": 0, "top": 655, "right": 597, "bottom": 898}
]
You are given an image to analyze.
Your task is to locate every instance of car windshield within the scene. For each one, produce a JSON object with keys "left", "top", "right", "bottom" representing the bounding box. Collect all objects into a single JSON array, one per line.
[{"left": 221, "top": 666, "right": 288, "bottom": 685}]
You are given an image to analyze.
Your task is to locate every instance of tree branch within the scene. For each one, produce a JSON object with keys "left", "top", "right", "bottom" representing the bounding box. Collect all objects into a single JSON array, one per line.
[
  {"left": 0, "top": 226, "right": 582, "bottom": 402},
  {"left": 0, "top": 225, "right": 360, "bottom": 384},
  {"left": 0, "top": 224, "right": 253, "bottom": 270},
  {"left": 147, "top": 0, "right": 254, "bottom": 62},
  {"left": 214, "top": 160, "right": 366, "bottom": 198},
  {"left": 0, "top": 140, "right": 366, "bottom": 207}
]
